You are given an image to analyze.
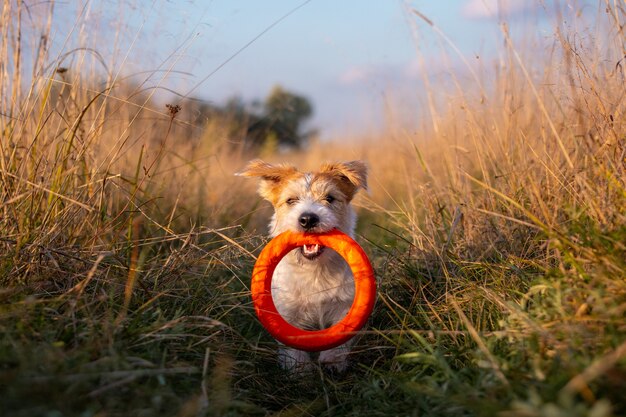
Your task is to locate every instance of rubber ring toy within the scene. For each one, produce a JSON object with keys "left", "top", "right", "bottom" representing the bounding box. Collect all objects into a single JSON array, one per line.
[{"left": 251, "top": 228, "right": 376, "bottom": 352}]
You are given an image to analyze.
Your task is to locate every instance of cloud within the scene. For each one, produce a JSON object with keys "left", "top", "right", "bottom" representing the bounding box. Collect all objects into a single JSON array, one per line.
[
  {"left": 339, "top": 62, "right": 424, "bottom": 87},
  {"left": 462, "top": 0, "right": 536, "bottom": 19},
  {"left": 339, "top": 67, "right": 372, "bottom": 85},
  {"left": 339, "top": 56, "right": 459, "bottom": 89}
]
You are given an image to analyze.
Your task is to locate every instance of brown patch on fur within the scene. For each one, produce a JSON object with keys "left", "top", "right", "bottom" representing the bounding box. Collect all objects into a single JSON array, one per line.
[
  {"left": 315, "top": 161, "right": 368, "bottom": 201},
  {"left": 237, "top": 159, "right": 303, "bottom": 205}
]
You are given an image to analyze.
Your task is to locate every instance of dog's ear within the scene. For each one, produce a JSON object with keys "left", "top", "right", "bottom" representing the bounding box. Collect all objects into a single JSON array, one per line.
[
  {"left": 320, "top": 160, "right": 368, "bottom": 200},
  {"left": 236, "top": 159, "right": 297, "bottom": 182},
  {"left": 236, "top": 159, "right": 298, "bottom": 204}
]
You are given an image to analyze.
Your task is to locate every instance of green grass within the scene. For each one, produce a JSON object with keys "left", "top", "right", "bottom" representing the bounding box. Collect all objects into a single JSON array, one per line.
[
  {"left": 1, "top": 1, "right": 626, "bottom": 416},
  {"left": 1, "top": 214, "right": 624, "bottom": 416}
]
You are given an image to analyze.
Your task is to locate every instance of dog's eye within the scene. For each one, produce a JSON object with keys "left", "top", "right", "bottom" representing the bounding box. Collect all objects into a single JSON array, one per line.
[
  {"left": 323, "top": 195, "right": 336, "bottom": 204},
  {"left": 285, "top": 198, "right": 299, "bottom": 206}
]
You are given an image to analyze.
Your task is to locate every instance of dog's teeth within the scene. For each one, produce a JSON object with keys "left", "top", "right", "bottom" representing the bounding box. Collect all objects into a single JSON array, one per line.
[{"left": 303, "top": 244, "right": 319, "bottom": 254}]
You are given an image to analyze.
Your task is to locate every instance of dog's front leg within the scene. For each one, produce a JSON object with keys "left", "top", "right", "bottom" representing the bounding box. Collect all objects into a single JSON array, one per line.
[
  {"left": 278, "top": 345, "right": 312, "bottom": 373},
  {"left": 318, "top": 338, "right": 353, "bottom": 373}
]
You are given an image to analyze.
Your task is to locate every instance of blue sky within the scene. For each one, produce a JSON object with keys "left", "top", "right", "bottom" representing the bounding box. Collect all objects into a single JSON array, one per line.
[{"left": 48, "top": 0, "right": 592, "bottom": 138}]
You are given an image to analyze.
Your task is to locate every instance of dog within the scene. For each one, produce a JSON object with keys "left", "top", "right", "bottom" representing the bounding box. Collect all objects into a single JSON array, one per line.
[{"left": 238, "top": 159, "right": 368, "bottom": 372}]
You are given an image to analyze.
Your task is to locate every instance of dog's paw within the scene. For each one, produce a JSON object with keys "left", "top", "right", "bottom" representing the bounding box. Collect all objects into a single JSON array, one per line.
[
  {"left": 278, "top": 347, "right": 312, "bottom": 374},
  {"left": 318, "top": 348, "right": 349, "bottom": 373}
]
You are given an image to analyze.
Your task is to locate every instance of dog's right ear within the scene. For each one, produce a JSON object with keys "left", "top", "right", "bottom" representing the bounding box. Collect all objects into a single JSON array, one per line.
[
  {"left": 236, "top": 159, "right": 297, "bottom": 182},
  {"left": 236, "top": 159, "right": 298, "bottom": 204}
]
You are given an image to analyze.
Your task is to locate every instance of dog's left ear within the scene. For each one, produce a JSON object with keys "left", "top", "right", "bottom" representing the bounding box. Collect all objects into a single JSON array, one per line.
[{"left": 320, "top": 160, "right": 368, "bottom": 200}]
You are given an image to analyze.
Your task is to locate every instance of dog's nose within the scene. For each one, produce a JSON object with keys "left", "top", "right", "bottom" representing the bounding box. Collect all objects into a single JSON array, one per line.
[{"left": 299, "top": 212, "right": 319, "bottom": 230}]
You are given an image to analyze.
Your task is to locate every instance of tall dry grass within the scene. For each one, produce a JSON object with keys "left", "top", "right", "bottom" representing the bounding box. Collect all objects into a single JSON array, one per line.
[{"left": 0, "top": 1, "right": 265, "bottom": 286}]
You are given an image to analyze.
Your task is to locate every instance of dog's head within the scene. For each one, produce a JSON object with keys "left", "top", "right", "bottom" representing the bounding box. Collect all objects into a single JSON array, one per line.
[{"left": 238, "top": 159, "right": 368, "bottom": 259}]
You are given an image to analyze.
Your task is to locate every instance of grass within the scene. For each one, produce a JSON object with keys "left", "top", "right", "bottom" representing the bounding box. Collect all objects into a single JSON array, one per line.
[{"left": 1, "top": 1, "right": 625, "bottom": 416}]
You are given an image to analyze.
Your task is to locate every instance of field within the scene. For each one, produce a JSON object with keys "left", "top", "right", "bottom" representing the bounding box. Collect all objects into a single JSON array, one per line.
[{"left": 1, "top": 1, "right": 625, "bottom": 416}]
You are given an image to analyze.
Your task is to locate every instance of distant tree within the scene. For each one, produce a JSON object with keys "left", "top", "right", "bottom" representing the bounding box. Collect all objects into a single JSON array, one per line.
[
  {"left": 246, "top": 85, "right": 316, "bottom": 151},
  {"left": 195, "top": 85, "right": 316, "bottom": 154}
]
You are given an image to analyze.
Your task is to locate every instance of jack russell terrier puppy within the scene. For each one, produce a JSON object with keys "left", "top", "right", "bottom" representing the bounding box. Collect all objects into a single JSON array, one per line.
[{"left": 239, "top": 159, "right": 368, "bottom": 372}]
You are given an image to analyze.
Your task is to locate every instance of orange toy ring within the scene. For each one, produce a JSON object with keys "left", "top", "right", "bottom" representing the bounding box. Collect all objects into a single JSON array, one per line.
[{"left": 251, "top": 229, "right": 376, "bottom": 352}]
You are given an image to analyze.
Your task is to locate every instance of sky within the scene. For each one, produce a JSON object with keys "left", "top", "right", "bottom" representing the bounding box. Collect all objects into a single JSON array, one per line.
[{"left": 46, "top": 0, "right": 596, "bottom": 139}]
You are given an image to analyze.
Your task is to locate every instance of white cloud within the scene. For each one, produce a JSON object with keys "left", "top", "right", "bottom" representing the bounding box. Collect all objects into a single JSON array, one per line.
[
  {"left": 339, "top": 56, "right": 457, "bottom": 88},
  {"left": 339, "top": 67, "right": 371, "bottom": 85},
  {"left": 462, "top": 0, "right": 536, "bottom": 19},
  {"left": 339, "top": 64, "right": 407, "bottom": 87}
]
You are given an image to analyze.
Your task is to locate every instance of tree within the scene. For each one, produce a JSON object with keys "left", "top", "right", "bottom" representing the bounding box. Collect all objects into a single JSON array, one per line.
[
  {"left": 246, "top": 85, "right": 316, "bottom": 151},
  {"left": 195, "top": 85, "right": 316, "bottom": 154}
]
